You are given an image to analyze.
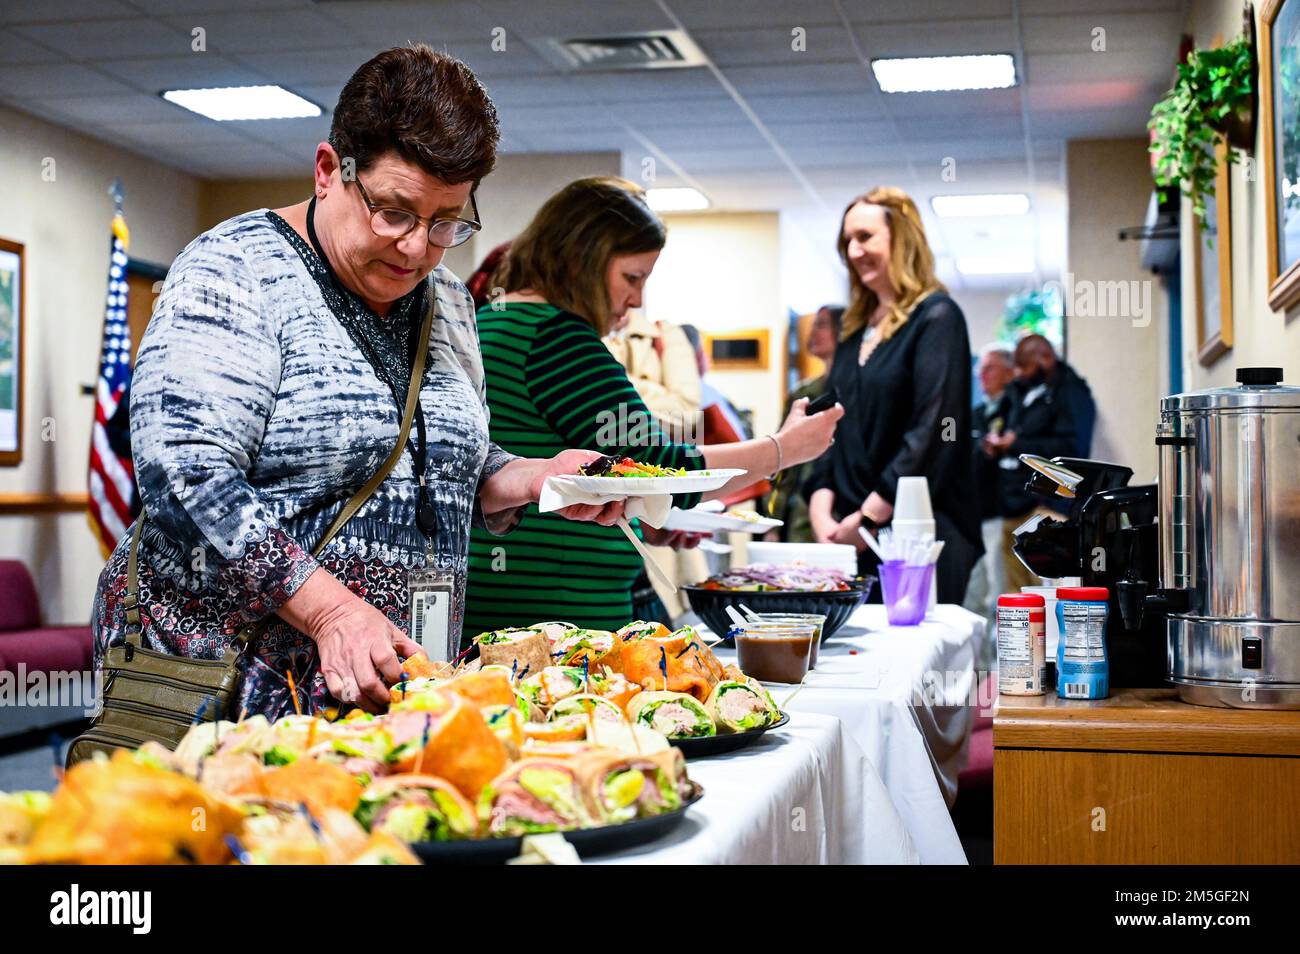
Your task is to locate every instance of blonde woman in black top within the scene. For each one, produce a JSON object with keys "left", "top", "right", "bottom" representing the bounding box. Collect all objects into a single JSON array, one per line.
[{"left": 805, "top": 187, "right": 983, "bottom": 602}]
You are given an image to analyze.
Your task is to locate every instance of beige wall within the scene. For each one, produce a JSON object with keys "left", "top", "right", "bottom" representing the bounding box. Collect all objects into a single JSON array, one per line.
[
  {"left": 1180, "top": 0, "right": 1300, "bottom": 390},
  {"left": 643, "top": 211, "right": 785, "bottom": 435},
  {"left": 450, "top": 150, "right": 621, "bottom": 280},
  {"left": 0, "top": 103, "right": 201, "bottom": 623},
  {"left": 198, "top": 177, "right": 309, "bottom": 233},
  {"left": 1065, "top": 138, "right": 1170, "bottom": 482}
]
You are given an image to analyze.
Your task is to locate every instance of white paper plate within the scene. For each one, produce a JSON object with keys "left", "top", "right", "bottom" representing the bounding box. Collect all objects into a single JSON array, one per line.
[
  {"left": 664, "top": 507, "right": 784, "bottom": 534},
  {"left": 558, "top": 468, "right": 746, "bottom": 496}
]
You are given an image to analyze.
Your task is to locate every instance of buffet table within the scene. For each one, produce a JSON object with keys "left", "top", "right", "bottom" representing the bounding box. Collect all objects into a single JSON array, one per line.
[
  {"left": 595, "top": 710, "right": 917, "bottom": 864},
  {"left": 690, "top": 603, "right": 985, "bottom": 865}
]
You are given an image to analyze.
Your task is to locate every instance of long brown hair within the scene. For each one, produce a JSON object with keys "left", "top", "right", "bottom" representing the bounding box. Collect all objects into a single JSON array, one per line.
[
  {"left": 837, "top": 186, "right": 945, "bottom": 342},
  {"left": 495, "top": 177, "right": 666, "bottom": 333}
]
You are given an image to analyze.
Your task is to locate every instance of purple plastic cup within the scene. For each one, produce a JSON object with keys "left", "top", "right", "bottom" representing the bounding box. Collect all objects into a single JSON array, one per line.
[{"left": 879, "top": 560, "right": 934, "bottom": 626}]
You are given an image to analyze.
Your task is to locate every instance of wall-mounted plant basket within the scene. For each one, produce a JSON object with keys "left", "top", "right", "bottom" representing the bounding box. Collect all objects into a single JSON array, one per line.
[
  {"left": 1223, "top": 3, "right": 1260, "bottom": 150},
  {"left": 1148, "top": 3, "right": 1258, "bottom": 229}
]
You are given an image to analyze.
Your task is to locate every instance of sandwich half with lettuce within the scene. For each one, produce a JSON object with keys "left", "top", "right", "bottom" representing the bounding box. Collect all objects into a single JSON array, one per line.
[
  {"left": 705, "top": 678, "right": 780, "bottom": 733},
  {"left": 625, "top": 691, "right": 716, "bottom": 739},
  {"left": 356, "top": 775, "right": 478, "bottom": 843},
  {"left": 575, "top": 751, "right": 685, "bottom": 824},
  {"left": 477, "top": 757, "right": 596, "bottom": 836}
]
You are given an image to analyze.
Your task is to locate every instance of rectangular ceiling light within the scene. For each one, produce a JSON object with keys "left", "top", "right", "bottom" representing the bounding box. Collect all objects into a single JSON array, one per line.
[
  {"left": 871, "top": 54, "right": 1016, "bottom": 93},
  {"left": 932, "top": 193, "right": 1030, "bottom": 217},
  {"left": 956, "top": 255, "right": 1035, "bottom": 276},
  {"left": 645, "top": 187, "right": 710, "bottom": 212},
  {"left": 162, "top": 85, "right": 321, "bottom": 121}
]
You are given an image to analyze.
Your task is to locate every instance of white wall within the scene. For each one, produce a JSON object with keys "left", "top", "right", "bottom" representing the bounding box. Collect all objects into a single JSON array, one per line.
[
  {"left": 0, "top": 103, "right": 201, "bottom": 623},
  {"left": 444, "top": 150, "right": 621, "bottom": 279},
  {"left": 644, "top": 211, "right": 785, "bottom": 435},
  {"left": 1065, "top": 138, "right": 1170, "bottom": 481},
  {"left": 1179, "top": 0, "right": 1300, "bottom": 391}
]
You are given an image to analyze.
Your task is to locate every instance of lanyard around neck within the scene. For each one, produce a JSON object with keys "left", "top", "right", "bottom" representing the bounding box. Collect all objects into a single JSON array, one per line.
[{"left": 305, "top": 197, "right": 437, "bottom": 540}]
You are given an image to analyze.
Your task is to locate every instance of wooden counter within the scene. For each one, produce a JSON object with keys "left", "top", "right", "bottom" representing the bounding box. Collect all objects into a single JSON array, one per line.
[{"left": 993, "top": 688, "right": 1300, "bottom": 864}]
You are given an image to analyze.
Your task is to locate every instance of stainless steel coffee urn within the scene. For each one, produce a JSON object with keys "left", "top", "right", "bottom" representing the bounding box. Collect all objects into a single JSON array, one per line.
[{"left": 1155, "top": 367, "right": 1300, "bottom": 708}]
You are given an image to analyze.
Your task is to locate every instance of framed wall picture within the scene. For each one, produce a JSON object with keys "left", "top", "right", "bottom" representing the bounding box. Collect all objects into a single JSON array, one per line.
[
  {"left": 1261, "top": 0, "right": 1300, "bottom": 312},
  {"left": 1194, "top": 142, "right": 1234, "bottom": 365},
  {"left": 0, "top": 238, "right": 24, "bottom": 467},
  {"left": 706, "top": 328, "right": 770, "bottom": 370}
]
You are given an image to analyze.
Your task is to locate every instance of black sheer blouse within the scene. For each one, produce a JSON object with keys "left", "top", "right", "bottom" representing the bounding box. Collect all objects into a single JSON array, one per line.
[{"left": 804, "top": 292, "right": 982, "bottom": 548}]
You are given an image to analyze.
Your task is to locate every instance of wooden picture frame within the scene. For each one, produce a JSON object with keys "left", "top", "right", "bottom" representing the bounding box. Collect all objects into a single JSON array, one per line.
[
  {"left": 0, "top": 237, "right": 24, "bottom": 467},
  {"left": 1193, "top": 142, "right": 1234, "bottom": 365},
  {"left": 705, "top": 328, "right": 770, "bottom": 370},
  {"left": 1260, "top": 0, "right": 1300, "bottom": 312}
]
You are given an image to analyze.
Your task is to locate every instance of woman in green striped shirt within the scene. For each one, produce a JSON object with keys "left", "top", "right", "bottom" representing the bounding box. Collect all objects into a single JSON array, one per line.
[{"left": 465, "top": 177, "right": 843, "bottom": 637}]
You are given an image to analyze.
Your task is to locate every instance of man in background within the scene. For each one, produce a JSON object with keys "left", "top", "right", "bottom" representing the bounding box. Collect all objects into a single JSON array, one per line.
[
  {"left": 963, "top": 345, "right": 1016, "bottom": 629},
  {"left": 769, "top": 305, "right": 841, "bottom": 542},
  {"left": 985, "top": 333, "right": 1096, "bottom": 593}
]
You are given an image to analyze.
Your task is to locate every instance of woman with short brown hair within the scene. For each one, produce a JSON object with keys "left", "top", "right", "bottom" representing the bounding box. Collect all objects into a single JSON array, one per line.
[
  {"left": 465, "top": 176, "right": 843, "bottom": 633},
  {"left": 91, "top": 46, "right": 619, "bottom": 719}
]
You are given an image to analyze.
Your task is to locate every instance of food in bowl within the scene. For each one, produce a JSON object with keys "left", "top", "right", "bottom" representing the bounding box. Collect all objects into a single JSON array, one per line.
[{"left": 698, "top": 563, "right": 859, "bottom": 592}]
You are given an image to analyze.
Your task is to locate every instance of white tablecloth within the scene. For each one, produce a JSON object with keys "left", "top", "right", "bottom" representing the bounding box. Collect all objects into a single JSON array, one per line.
[
  {"left": 705, "top": 603, "right": 984, "bottom": 865},
  {"left": 594, "top": 711, "right": 917, "bottom": 864}
]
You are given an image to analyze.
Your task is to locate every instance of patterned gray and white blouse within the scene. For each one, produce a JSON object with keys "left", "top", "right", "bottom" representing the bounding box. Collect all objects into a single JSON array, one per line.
[{"left": 91, "top": 209, "right": 517, "bottom": 719}]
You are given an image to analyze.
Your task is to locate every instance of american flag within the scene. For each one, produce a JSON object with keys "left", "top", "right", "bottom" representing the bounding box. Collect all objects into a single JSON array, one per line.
[{"left": 87, "top": 212, "right": 140, "bottom": 557}]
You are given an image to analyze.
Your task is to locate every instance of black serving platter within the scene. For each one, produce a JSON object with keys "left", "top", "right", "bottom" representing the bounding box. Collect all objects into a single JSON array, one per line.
[
  {"left": 669, "top": 710, "right": 789, "bottom": 758},
  {"left": 410, "top": 781, "right": 703, "bottom": 864}
]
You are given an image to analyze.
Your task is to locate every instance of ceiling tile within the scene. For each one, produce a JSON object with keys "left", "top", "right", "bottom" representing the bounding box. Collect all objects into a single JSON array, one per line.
[
  {"left": 94, "top": 54, "right": 271, "bottom": 92},
  {"left": 0, "top": 63, "right": 135, "bottom": 97},
  {"left": 233, "top": 48, "right": 367, "bottom": 85},
  {"left": 668, "top": 0, "right": 842, "bottom": 30},
  {"left": 1021, "top": 13, "right": 1181, "bottom": 55},
  {"left": 691, "top": 25, "right": 858, "bottom": 67},
  {"left": 841, "top": 0, "right": 1013, "bottom": 23},
  {"left": 13, "top": 16, "right": 191, "bottom": 59},
  {"left": 0, "top": 1, "right": 136, "bottom": 25},
  {"left": 853, "top": 18, "right": 1017, "bottom": 58},
  {"left": 722, "top": 62, "right": 871, "bottom": 96},
  {"left": 162, "top": 9, "right": 346, "bottom": 54},
  {"left": 0, "top": 27, "right": 63, "bottom": 64}
]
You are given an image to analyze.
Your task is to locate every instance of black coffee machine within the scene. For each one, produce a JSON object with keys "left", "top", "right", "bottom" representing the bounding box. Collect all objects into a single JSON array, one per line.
[{"left": 1009, "top": 455, "right": 1173, "bottom": 688}]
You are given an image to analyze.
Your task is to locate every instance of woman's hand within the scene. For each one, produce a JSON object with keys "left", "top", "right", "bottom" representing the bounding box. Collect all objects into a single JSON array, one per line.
[
  {"left": 830, "top": 510, "right": 866, "bottom": 551},
  {"left": 640, "top": 526, "right": 707, "bottom": 550},
  {"left": 528, "top": 449, "right": 625, "bottom": 526},
  {"left": 482, "top": 450, "right": 624, "bottom": 525},
  {"left": 809, "top": 488, "right": 840, "bottom": 544},
  {"left": 311, "top": 599, "right": 422, "bottom": 714},
  {"left": 775, "top": 397, "right": 845, "bottom": 467}
]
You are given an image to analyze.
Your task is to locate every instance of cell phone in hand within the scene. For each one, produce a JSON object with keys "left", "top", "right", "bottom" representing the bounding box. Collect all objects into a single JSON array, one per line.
[{"left": 805, "top": 387, "right": 840, "bottom": 415}]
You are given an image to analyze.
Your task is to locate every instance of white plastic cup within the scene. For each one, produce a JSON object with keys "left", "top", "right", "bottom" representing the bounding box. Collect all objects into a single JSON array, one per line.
[{"left": 894, "top": 476, "right": 934, "bottom": 522}]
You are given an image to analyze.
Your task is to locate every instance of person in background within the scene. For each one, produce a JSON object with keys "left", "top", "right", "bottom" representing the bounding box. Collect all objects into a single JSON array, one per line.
[
  {"left": 770, "top": 305, "right": 842, "bottom": 542},
  {"left": 605, "top": 312, "right": 701, "bottom": 443},
  {"left": 804, "top": 186, "right": 983, "bottom": 603},
  {"left": 605, "top": 315, "right": 702, "bottom": 620},
  {"left": 984, "top": 332, "right": 1097, "bottom": 593},
  {"left": 465, "top": 177, "right": 842, "bottom": 635},
  {"left": 464, "top": 239, "right": 511, "bottom": 312},
  {"left": 962, "top": 345, "right": 1016, "bottom": 649}
]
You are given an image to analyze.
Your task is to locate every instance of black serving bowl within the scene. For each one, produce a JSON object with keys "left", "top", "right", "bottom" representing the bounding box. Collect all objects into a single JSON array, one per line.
[{"left": 682, "top": 577, "right": 874, "bottom": 644}]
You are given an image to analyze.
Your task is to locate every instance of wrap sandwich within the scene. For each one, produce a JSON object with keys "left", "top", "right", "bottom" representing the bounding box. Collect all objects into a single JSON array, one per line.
[
  {"left": 552, "top": 629, "right": 621, "bottom": 670},
  {"left": 705, "top": 678, "right": 781, "bottom": 733},
  {"left": 625, "top": 690, "right": 717, "bottom": 739},
  {"left": 477, "top": 757, "right": 597, "bottom": 835},
  {"left": 384, "top": 692, "right": 508, "bottom": 800},
  {"left": 474, "top": 628, "right": 550, "bottom": 677},
  {"left": 355, "top": 774, "right": 478, "bottom": 843},
  {"left": 575, "top": 750, "right": 685, "bottom": 823}
]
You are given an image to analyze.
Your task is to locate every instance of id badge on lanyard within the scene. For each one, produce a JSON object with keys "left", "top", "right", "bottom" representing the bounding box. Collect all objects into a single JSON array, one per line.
[{"left": 408, "top": 543, "right": 455, "bottom": 660}]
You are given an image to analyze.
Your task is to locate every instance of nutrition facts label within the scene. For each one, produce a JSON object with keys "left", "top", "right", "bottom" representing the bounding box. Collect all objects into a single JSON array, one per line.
[
  {"left": 1061, "top": 603, "right": 1107, "bottom": 660},
  {"left": 997, "top": 605, "right": 1045, "bottom": 694}
]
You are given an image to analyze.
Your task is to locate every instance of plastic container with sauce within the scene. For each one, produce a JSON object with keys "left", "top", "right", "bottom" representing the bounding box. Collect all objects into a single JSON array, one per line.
[
  {"left": 750, "top": 613, "right": 827, "bottom": 669},
  {"left": 734, "top": 621, "right": 816, "bottom": 684}
]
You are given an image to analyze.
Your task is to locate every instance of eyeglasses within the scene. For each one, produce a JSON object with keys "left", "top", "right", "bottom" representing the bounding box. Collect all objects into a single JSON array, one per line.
[{"left": 351, "top": 174, "right": 481, "bottom": 249}]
